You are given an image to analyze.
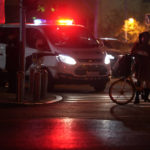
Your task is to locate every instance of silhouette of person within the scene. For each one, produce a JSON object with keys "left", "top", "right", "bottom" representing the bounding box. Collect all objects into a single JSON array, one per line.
[
  {"left": 6, "top": 33, "right": 20, "bottom": 93},
  {"left": 131, "top": 31, "right": 150, "bottom": 104}
]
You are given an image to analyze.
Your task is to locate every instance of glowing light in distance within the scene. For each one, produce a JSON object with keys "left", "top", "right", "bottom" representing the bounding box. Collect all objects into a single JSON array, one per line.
[{"left": 128, "top": 18, "right": 134, "bottom": 24}]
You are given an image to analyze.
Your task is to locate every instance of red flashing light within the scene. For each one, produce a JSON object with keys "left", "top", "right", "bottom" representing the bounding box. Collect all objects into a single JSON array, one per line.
[
  {"left": 56, "top": 19, "right": 73, "bottom": 25},
  {"left": 0, "top": 0, "right": 5, "bottom": 24}
]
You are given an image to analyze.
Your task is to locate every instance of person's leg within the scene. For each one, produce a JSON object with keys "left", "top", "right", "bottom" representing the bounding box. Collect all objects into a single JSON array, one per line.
[
  {"left": 134, "top": 81, "right": 141, "bottom": 104},
  {"left": 143, "top": 82, "right": 150, "bottom": 102},
  {"left": 12, "top": 71, "right": 17, "bottom": 92},
  {"left": 142, "top": 82, "right": 150, "bottom": 102},
  {"left": 143, "top": 88, "right": 149, "bottom": 101},
  {"left": 134, "top": 91, "right": 140, "bottom": 104},
  {"left": 8, "top": 71, "right": 17, "bottom": 93},
  {"left": 8, "top": 71, "right": 13, "bottom": 92}
]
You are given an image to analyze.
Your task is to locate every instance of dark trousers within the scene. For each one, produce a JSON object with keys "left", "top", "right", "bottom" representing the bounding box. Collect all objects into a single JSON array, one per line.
[{"left": 8, "top": 71, "right": 17, "bottom": 93}]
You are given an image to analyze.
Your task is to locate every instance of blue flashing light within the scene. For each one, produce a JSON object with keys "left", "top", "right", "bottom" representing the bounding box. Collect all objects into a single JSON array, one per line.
[{"left": 33, "top": 19, "right": 46, "bottom": 25}]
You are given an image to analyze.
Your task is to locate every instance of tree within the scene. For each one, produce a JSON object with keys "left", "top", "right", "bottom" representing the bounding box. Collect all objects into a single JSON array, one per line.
[{"left": 118, "top": 18, "right": 147, "bottom": 43}]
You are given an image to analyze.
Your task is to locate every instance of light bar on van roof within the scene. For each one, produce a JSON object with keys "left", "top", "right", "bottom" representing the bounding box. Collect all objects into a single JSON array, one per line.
[
  {"left": 33, "top": 19, "right": 46, "bottom": 25},
  {"left": 56, "top": 19, "right": 73, "bottom": 25},
  {"left": 33, "top": 18, "right": 74, "bottom": 25}
]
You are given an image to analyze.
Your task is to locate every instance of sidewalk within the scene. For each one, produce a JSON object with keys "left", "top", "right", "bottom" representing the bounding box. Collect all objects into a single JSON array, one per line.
[{"left": 0, "top": 89, "right": 63, "bottom": 106}]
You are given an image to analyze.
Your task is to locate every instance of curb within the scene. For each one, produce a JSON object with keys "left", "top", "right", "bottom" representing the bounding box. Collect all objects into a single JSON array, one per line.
[{"left": 0, "top": 95, "right": 63, "bottom": 107}]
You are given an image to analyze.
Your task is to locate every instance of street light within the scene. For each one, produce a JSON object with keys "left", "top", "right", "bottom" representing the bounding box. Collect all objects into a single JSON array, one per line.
[
  {"left": 124, "top": 17, "right": 135, "bottom": 42},
  {"left": 128, "top": 18, "right": 134, "bottom": 24},
  {"left": 128, "top": 18, "right": 135, "bottom": 30}
]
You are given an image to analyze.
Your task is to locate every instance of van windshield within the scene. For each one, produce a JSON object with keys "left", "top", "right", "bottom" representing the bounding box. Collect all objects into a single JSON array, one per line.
[{"left": 43, "top": 25, "right": 99, "bottom": 48}]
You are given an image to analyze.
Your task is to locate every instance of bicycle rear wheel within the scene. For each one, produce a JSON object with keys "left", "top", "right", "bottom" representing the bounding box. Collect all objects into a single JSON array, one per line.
[{"left": 109, "top": 78, "right": 135, "bottom": 105}]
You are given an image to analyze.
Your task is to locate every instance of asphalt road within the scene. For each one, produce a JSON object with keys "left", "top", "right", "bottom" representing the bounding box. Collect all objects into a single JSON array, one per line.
[{"left": 1, "top": 83, "right": 150, "bottom": 150}]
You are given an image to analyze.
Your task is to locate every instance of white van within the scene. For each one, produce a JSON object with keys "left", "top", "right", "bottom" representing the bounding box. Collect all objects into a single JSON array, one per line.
[{"left": 0, "top": 23, "right": 110, "bottom": 91}]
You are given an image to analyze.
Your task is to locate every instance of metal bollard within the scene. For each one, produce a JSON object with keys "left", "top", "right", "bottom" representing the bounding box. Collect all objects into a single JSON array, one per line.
[
  {"left": 33, "top": 69, "right": 41, "bottom": 101},
  {"left": 17, "top": 71, "right": 25, "bottom": 103},
  {"left": 29, "top": 67, "right": 36, "bottom": 95},
  {"left": 41, "top": 69, "right": 48, "bottom": 99}
]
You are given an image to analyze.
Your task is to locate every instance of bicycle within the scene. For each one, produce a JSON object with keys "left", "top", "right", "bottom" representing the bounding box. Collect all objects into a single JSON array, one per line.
[{"left": 109, "top": 55, "right": 144, "bottom": 105}]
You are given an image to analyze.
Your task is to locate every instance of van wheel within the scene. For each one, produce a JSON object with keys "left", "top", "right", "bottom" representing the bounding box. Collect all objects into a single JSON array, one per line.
[{"left": 92, "top": 84, "right": 106, "bottom": 92}]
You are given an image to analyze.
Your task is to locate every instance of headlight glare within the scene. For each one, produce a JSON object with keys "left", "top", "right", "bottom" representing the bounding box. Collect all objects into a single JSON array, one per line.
[
  {"left": 104, "top": 54, "right": 114, "bottom": 64},
  {"left": 58, "top": 54, "right": 76, "bottom": 65}
]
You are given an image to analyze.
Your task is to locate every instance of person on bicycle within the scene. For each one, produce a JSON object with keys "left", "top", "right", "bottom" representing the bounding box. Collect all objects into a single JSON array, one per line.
[{"left": 131, "top": 31, "right": 150, "bottom": 104}]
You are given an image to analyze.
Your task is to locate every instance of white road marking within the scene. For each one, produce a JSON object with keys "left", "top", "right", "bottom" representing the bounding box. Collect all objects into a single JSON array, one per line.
[{"left": 64, "top": 94, "right": 112, "bottom": 103}]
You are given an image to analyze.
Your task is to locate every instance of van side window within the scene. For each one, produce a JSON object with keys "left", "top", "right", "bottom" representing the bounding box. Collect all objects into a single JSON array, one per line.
[
  {"left": 26, "top": 28, "right": 49, "bottom": 51},
  {"left": 0, "top": 28, "right": 19, "bottom": 44}
]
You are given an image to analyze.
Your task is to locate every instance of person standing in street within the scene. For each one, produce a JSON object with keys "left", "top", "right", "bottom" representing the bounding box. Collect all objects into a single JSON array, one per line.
[
  {"left": 6, "top": 32, "right": 20, "bottom": 93},
  {"left": 131, "top": 31, "right": 150, "bottom": 104}
]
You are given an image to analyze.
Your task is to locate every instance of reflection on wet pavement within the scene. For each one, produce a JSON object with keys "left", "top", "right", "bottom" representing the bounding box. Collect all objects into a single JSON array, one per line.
[{"left": 1, "top": 118, "right": 150, "bottom": 150}]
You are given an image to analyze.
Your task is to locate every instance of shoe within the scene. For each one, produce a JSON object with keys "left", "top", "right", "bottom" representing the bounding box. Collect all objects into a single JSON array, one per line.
[
  {"left": 134, "top": 101, "right": 140, "bottom": 104},
  {"left": 134, "top": 97, "right": 140, "bottom": 104},
  {"left": 143, "top": 88, "right": 150, "bottom": 102},
  {"left": 144, "top": 98, "right": 150, "bottom": 102},
  {"left": 134, "top": 100, "right": 140, "bottom": 104},
  {"left": 144, "top": 99, "right": 150, "bottom": 102},
  {"left": 134, "top": 91, "right": 140, "bottom": 104},
  {"left": 141, "top": 92, "right": 145, "bottom": 99}
]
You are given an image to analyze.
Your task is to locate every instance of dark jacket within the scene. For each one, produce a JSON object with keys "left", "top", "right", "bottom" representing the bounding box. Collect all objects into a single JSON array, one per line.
[
  {"left": 6, "top": 39, "right": 20, "bottom": 72},
  {"left": 131, "top": 42, "right": 150, "bottom": 81}
]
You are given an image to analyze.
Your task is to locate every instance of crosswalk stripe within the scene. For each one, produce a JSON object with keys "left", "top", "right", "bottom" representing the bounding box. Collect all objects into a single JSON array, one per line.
[
  {"left": 65, "top": 100, "right": 111, "bottom": 103},
  {"left": 64, "top": 96, "right": 112, "bottom": 102}
]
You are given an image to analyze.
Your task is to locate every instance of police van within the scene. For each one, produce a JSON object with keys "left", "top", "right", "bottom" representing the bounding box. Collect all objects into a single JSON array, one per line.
[{"left": 0, "top": 21, "right": 110, "bottom": 91}]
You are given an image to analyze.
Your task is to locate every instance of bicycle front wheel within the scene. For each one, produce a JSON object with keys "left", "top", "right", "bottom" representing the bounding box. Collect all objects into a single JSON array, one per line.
[{"left": 109, "top": 78, "right": 135, "bottom": 105}]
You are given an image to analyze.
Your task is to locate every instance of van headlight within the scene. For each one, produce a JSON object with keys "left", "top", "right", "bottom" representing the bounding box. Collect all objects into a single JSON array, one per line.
[
  {"left": 57, "top": 54, "right": 77, "bottom": 65},
  {"left": 104, "top": 53, "right": 115, "bottom": 64}
]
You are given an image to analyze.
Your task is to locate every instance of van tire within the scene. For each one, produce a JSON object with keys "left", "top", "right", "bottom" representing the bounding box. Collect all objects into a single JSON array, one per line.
[{"left": 92, "top": 83, "right": 106, "bottom": 92}]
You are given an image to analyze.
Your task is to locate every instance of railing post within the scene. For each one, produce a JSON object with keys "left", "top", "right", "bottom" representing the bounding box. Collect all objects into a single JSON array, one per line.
[
  {"left": 29, "top": 67, "right": 36, "bottom": 95},
  {"left": 33, "top": 68, "right": 41, "bottom": 101},
  {"left": 41, "top": 68, "right": 48, "bottom": 99},
  {"left": 17, "top": 71, "right": 24, "bottom": 103}
]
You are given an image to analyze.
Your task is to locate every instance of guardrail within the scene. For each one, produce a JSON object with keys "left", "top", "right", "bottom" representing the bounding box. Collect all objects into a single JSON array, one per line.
[
  {"left": 17, "top": 52, "right": 57, "bottom": 102},
  {"left": 29, "top": 52, "right": 56, "bottom": 101}
]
